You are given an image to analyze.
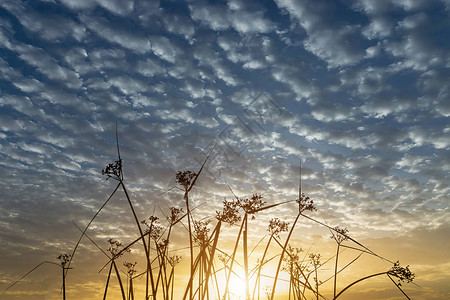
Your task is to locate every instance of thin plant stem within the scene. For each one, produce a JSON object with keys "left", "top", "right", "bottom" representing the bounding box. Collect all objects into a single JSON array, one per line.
[
  {"left": 252, "top": 235, "right": 272, "bottom": 300},
  {"left": 223, "top": 215, "right": 245, "bottom": 299},
  {"left": 270, "top": 213, "right": 301, "bottom": 300},
  {"left": 334, "top": 272, "right": 390, "bottom": 299},
  {"left": 243, "top": 214, "right": 249, "bottom": 300},
  {"left": 333, "top": 243, "right": 340, "bottom": 298},
  {"left": 103, "top": 263, "right": 113, "bottom": 300},
  {"left": 184, "top": 191, "right": 194, "bottom": 300},
  {"left": 387, "top": 274, "right": 412, "bottom": 300},
  {"left": 67, "top": 182, "right": 121, "bottom": 274},
  {"left": 201, "top": 221, "right": 221, "bottom": 300},
  {"left": 113, "top": 261, "right": 126, "bottom": 300}
]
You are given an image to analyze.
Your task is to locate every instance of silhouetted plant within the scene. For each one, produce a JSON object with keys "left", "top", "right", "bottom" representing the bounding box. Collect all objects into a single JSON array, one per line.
[
  {"left": 124, "top": 261, "right": 137, "bottom": 300},
  {"left": 107, "top": 238, "right": 129, "bottom": 258},
  {"left": 334, "top": 261, "right": 415, "bottom": 299},
  {"left": 267, "top": 218, "right": 289, "bottom": 239},
  {"left": 271, "top": 192, "right": 316, "bottom": 300},
  {"left": 296, "top": 192, "right": 316, "bottom": 213},
  {"left": 6, "top": 148, "right": 418, "bottom": 300},
  {"left": 238, "top": 194, "right": 265, "bottom": 219},
  {"left": 57, "top": 253, "right": 71, "bottom": 300},
  {"left": 102, "top": 159, "right": 123, "bottom": 181},
  {"left": 103, "top": 238, "right": 131, "bottom": 300},
  {"left": 176, "top": 169, "right": 197, "bottom": 299},
  {"left": 167, "top": 206, "right": 184, "bottom": 225},
  {"left": 282, "top": 246, "right": 305, "bottom": 299},
  {"left": 176, "top": 170, "right": 197, "bottom": 190},
  {"left": 309, "top": 253, "right": 321, "bottom": 300},
  {"left": 252, "top": 218, "right": 289, "bottom": 299},
  {"left": 331, "top": 226, "right": 349, "bottom": 298},
  {"left": 193, "top": 220, "right": 211, "bottom": 248},
  {"left": 216, "top": 199, "right": 241, "bottom": 225},
  {"left": 389, "top": 261, "right": 415, "bottom": 285}
]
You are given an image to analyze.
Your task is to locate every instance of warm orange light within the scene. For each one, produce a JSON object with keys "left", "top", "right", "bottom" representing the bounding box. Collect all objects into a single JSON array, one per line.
[{"left": 227, "top": 273, "right": 247, "bottom": 299}]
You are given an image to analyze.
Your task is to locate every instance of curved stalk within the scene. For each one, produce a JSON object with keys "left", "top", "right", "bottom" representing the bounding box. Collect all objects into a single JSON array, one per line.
[{"left": 334, "top": 272, "right": 387, "bottom": 299}]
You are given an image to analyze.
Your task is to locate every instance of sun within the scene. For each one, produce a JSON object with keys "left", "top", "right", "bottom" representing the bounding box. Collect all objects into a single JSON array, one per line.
[{"left": 227, "top": 274, "right": 248, "bottom": 300}]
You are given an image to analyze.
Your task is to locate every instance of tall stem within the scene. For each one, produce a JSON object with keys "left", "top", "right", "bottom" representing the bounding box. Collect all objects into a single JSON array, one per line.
[
  {"left": 62, "top": 266, "right": 66, "bottom": 300},
  {"left": 223, "top": 215, "right": 246, "bottom": 298},
  {"left": 334, "top": 272, "right": 387, "bottom": 299},
  {"left": 113, "top": 261, "right": 126, "bottom": 300},
  {"left": 103, "top": 263, "right": 113, "bottom": 300},
  {"left": 271, "top": 213, "right": 301, "bottom": 300},
  {"left": 201, "top": 221, "right": 221, "bottom": 300},
  {"left": 185, "top": 191, "right": 194, "bottom": 300},
  {"left": 333, "top": 244, "right": 340, "bottom": 299},
  {"left": 243, "top": 214, "right": 249, "bottom": 300},
  {"left": 146, "top": 234, "right": 150, "bottom": 300},
  {"left": 315, "top": 267, "right": 319, "bottom": 300},
  {"left": 252, "top": 234, "right": 272, "bottom": 300},
  {"left": 120, "top": 181, "right": 150, "bottom": 258}
]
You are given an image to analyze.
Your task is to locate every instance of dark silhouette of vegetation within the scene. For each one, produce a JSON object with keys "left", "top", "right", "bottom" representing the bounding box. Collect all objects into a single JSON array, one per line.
[{"left": 4, "top": 136, "right": 416, "bottom": 300}]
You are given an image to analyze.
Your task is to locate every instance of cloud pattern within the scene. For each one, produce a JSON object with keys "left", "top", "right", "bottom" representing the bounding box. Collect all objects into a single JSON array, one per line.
[{"left": 0, "top": 0, "right": 449, "bottom": 298}]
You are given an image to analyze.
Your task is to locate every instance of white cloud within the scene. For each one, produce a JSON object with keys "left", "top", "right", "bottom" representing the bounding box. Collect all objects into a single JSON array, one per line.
[
  {"left": 17, "top": 45, "right": 83, "bottom": 89},
  {"left": 136, "top": 58, "right": 166, "bottom": 77},
  {"left": 162, "top": 12, "right": 196, "bottom": 40},
  {"left": 362, "top": 16, "right": 394, "bottom": 39},
  {"left": 189, "top": 0, "right": 273, "bottom": 34},
  {"left": 62, "top": 47, "right": 92, "bottom": 75},
  {"left": 1, "top": 4, "right": 87, "bottom": 41},
  {"left": 108, "top": 75, "right": 151, "bottom": 95},
  {"left": 275, "top": 0, "right": 365, "bottom": 67},
  {"left": 81, "top": 16, "right": 151, "bottom": 53},
  {"left": 189, "top": 1, "right": 229, "bottom": 30},
  {"left": 149, "top": 36, "right": 181, "bottom": 63},
  {"left": 407, "top": 125, "right": 450, "bottom": 149},
  {"left": 193, "top": 41, "right": 239, "bottom": 86},
  {"left": 60, "top": 0, "right": 134, "bottom": 15},
  {"left": 385, "top": 12, "right": 447, "bottom": 71},
  {"left": 0, "top": 1, "right": 449, "bottom": 298}
]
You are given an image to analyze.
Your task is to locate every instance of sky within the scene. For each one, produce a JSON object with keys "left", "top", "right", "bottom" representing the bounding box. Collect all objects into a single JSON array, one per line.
[{"left": 0, "top": 0, "right": 449, "bottom": 299}]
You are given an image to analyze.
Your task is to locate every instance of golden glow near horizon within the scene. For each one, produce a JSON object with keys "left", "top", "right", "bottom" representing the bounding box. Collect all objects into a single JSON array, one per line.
[{"left": 1, "top": 1, "right": 449, "bottom": 299}]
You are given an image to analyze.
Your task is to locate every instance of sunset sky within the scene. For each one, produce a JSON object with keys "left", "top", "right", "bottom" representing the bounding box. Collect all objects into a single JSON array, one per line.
[{"left": 0, "top": 0, "right": 449, "bottom": 299}]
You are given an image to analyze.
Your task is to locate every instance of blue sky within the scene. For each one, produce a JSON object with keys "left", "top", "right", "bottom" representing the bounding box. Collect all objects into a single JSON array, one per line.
[{"left": 0, "top": 0, "right": 449, "bottom": 299}]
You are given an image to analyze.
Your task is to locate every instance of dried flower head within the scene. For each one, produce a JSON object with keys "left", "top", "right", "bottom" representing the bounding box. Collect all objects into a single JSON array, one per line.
[
  {"left": 150, "top": 224, "right": 163, "bottom": 242},
  {"left": 107, "top": 238, "right": 129, "bottom": 258},
  {"left": 218, "top": 254, "right": 230, "bottom": 265},
  {"left": 296, "top": 193, "right": 316, "bottom": 213},
  {"left": 167, "top": 207, "right": 184, "bottom": 224},
  {"left": 175, "top": 170, "right": 197, "bottom": 190},
  {"left": 238, "top": 194, "right": 265, "bottom": 218},
  {"left": 282, "top": 245, "right": 306, "bottom": 276},
  {"left": 267, "top": 218, "right": 289, "bottom": 239},
  {"left": 193, "top": 220, "right": 211, "bottom": 248},
  {"left": 168, "top": 255, "right": 182, "bottom": 267},
  {"left": 331, "top": 226, "right": 349, "bottom": 244},
  {"left": 123, "top": 261, "right": 137, "bottom": 276},
  {"left": 57, "top": 253, "right": 71, "bottom": 267},
  {"left": 309, "top": 253, "right": 321, "bottom": 268},
  {"left": 102, "top": 159, "right": 122, "bottom": 180},
  {"left": 158, "top": 238, "right": 169, "bottom": 252},
  {"left": 216, "top": 199, "right": 241, "bottom": 225},
  {"left": 388, "top": 261, "right": 415, "bottom": 285},
  {"left": 141, "top": 215, "right": 159, "bottom": 229}
]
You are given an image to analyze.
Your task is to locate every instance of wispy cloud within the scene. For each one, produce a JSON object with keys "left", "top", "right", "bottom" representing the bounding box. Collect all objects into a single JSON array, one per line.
[{"left": 0, "top": 0, "right": 449, "bottom": 298}]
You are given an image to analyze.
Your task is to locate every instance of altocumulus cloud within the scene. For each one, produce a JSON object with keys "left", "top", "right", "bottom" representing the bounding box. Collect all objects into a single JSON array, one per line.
[{"left": 0, "top": 0, "right": 449, "bottom": 299}]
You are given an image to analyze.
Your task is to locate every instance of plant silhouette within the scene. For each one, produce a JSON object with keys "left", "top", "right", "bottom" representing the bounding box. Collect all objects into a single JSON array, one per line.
[{"left": 4, "top": 138, "right": 416, "bottom": 300}]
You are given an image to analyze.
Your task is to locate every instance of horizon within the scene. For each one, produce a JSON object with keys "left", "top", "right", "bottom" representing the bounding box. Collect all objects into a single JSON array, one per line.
[{"left": 0, "top": 0, "right": 449, "bottom": 299}]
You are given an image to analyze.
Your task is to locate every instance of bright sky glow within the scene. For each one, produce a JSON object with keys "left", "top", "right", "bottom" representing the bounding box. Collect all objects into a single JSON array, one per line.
[{"left": 0, "top": 0, "right": 449, "bottom": 299}]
